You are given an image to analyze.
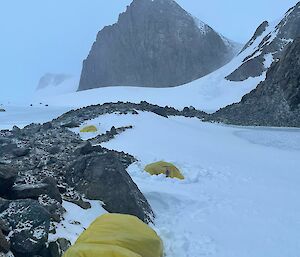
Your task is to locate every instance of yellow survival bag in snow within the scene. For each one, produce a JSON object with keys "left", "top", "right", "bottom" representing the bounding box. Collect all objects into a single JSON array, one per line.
[
  {"left": 80, "top": 125, "right": 97, "bottom": 133},
  {"left": 145, "top": 161, "right": 184, "bottom": 180},
  {"left": 63, "top": 213, "right": 164, "bottom": 257}
]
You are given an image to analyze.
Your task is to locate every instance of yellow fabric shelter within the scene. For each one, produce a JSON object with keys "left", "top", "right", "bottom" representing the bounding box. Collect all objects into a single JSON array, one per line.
[
  {"left": 144, "top": 161, "right": 184, "bottom": 180},
  {"left": 63, "top": 214, "right": 163, "bottom": 257},
  {"left": 80, "top": 125, "right": 97, "bottom": 133}
]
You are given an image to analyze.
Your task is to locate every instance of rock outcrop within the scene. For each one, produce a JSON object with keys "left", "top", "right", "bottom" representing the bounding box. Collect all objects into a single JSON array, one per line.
[
  {"left": 226, "top": 2, "right": 300, "bottom": 81},
  {"left": 213, "top": 37, "right": 300, "bottom": 127},
  {"left": 0, "top": 199, "right": 51, "bottom": 256},
  {"left": 78, "top": 0, "right": 239, "bottom": 91}
]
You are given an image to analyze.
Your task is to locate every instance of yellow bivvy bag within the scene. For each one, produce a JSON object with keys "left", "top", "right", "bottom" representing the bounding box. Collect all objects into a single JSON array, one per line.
[
  {"left": 145, "top": 161, "right": 184, "bottom": 180},
  {"left": 80, "top": 125, "right": 97, "bottom": 133},
  {"left": 63, "top": 214, "right": 164, "bottom": 257}
]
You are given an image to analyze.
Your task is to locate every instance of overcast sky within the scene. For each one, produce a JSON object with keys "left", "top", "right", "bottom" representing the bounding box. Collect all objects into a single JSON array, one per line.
[{"left": 0, "top": 0, "right": 298, "bottom": 102}]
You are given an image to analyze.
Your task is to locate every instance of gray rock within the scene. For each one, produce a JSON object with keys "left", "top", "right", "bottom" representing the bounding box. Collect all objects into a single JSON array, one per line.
[
  {"left": 78, "top": 0, "right": 239, "bottom": 91},
  {"left": 67, "top": 153, "right": 154, "bottom": 223},
  {"left": 227, "top": 2, "right": 300, "bottom": 81},
  {"left": 0, "top": 200, "right": 50, "bottom": 256},
  {"left": 0, "top": 199, "right": 10, "bottom": 213},
  {"left": 74, "top": 141, "right": 93, "bottom": 156},
  {"left": 0, "top": 165, "right": 17, "bottom": 197},
  {"left": 47, "top": 146, "right": 60, "bottom": 155},
  {"left": 213, "top": 37, "right": 300, "bottom": 127},
  {"left": 0, "top": 219, "right": 10, "bottom": 235},
  {"left": 48, "top": 238, "right": 71, "bottom": 257},
  {"left": 239, "top": 21, "right": 269, "bottom": 53},
  {"left": 12, "top": 148, "right": 30, "bottom": 158},
  {"left": 0, "top": 230, "right": 10, "bottom": 253},
  {"left": 0, "top": 137, "right": 11, "bottom": 145},
  {"left": 0, "top": 109, "right": 5, "bottom": 113},
  {"left": 11, "top": 177, "right": 62, "bottom": 203}
]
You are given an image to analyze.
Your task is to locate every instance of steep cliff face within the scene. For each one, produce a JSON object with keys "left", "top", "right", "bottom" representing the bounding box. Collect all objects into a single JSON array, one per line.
[
  {"left": 226, "top": 2, "right": 300, "bottom": 81},
  {"left": 78, "top": 0, "right": 239, "bottom": 91},
  {"left": 213, "top": 37, "right": 300, "bottom": 127}
]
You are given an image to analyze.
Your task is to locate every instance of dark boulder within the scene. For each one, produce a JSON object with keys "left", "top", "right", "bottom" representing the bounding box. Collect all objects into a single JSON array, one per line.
[
  {"left": 73, "top": 141, "right": 93, "bottom": 156},
  {"left": 0, "top": 137, "right": 11, "bottom": 145},
  {"left": 38, "top": 195, "right": 65, "bottom": 222},
  {"left": 48, "top": 238, "right": 71, "bottom": 257},
  {"left": 11, "top": 177, "right": 62, "bottom": 203},
  {"left": 152, "top": 108, "right": 168, "bottom": 118},
  {"left": 0, "top": 199, "right": 10, "bottom": 213},
  {"left": 47, "top": 146, "right": 60, "bottom": 155},
  {"left": 0, "top": 199, "right": 51, "bottom": 256},
  {"left": 0, "top": 219, "right": 10, "bottom": 235},
  {"left": 67, "top": 153, "right": 154, "bottom": 223},
  {"left": 60, "top": 121, "right": 80, "bottom": 128},
  {"left": 41, "top": 122, "right": 52, "bottom": 130},
  {"left": 12, "top": 147, "right": 30, "bottom": 158},
  {"left": 0, "top": 165, "right": 17, "bottom": 196},
  {"left": 0, "top": 229, "right": 10, "bottom": 253}
]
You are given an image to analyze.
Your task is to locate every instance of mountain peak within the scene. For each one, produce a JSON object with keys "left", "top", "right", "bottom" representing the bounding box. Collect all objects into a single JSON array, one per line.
[
  {"left": 226, "top": 1, "right": 300, "bottom": 81},
  {"left": 78, "top": 0, "right": 238, "bottom": 91}
]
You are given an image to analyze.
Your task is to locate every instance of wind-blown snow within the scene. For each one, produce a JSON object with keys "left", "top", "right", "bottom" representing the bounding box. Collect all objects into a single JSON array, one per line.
[{"left": 72, "top": 111, "right": 300, "bottom": 257}]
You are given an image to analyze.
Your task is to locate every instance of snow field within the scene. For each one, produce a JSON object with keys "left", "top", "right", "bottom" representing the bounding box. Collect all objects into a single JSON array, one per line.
[{"left": 73, "top": 111, "right": 300, "bottom": 257}]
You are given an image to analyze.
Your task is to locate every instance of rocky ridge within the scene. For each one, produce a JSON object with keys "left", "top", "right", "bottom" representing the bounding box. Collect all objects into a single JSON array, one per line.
[
  {"left": 212, "top": 37, "right": 300, "bottom": 127},
  {"left": 226, "top": 2, "right": 300, "bottom": 81}
]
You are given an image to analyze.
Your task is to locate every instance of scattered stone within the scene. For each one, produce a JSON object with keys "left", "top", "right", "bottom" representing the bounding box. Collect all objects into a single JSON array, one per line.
[
  {"left": 0, "top": 219, "right": 10, "bottom": 235},
  {"left": 0, "top": 230, "right": 10, "bottom": 253},
  {"left": 12, "top": 148, "right": 30, "bottom": 158},
  {"left": 0, "top": 200, "right": 50, "bottom": 256},
  {"left": 11, "top": 177, "right": 62, "bottom": 203},
  {"left": 74, "top": 141, "right": 93, "bottom": 156},
  {"left": 0, "top": 199, "right": 10, "bottom": 213},
  {"left": 48, "top": 238, "right": 71, "bottom": 257},
  {"left": 60, "top": 121, "right": 80, "bottom": 128},
  {"left": 0, "top": 165, "right": 17, "bottom": 197},
  {"left": 63, "top": 198, "right": 91, "bottom": 210}
]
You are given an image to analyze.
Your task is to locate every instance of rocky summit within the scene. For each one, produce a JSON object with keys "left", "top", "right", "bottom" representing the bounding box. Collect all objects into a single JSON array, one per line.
[
  {"left": 212, "top": 37, "right": 300, "bottom": 127},
  {"left": 226, "top": 2, "right": 300, "bottom": 81},
  {"left": 78, "top": 0, "right": 239, "bottom": 91}
]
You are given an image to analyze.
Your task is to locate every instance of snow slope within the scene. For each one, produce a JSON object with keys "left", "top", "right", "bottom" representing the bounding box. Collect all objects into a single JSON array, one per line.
[
  {"left": 34, "top": 24, "right": 275, "bottom": 113},
  {"left": 72, "top": 111, "right": 300, "bottom": 257}
]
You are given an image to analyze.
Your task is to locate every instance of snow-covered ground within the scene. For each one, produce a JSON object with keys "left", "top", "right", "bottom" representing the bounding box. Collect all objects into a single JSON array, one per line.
[
  {"left": 72, "top": 111, "right": 300, "bottom": 257},
  {"left": 2, "top": 107, "right": 300, "bottom": 257},
  {"left": 0, "top": 105, "right": 70, "bottom": 130}
]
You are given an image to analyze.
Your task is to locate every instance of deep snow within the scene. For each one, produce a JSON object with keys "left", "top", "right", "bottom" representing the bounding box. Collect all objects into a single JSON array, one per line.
[
  {"left": 1, "top": 107, "right": 300, "bottom": 257},
  {"left": 73, "top": 111, "right": 300, "bottom": 257}
]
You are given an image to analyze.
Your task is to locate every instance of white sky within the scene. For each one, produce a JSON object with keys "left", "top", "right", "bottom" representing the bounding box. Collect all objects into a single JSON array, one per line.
[{"left": 0, "top": 0, "right": 298, "bottom": 102}]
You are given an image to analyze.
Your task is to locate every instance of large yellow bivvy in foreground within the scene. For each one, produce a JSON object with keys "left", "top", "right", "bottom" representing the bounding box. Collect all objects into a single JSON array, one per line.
[
  {"left": 145, "top": 161, "right": 184, "bottom": 180},
  {"left": 63, "top": 214, "right": 164, "bottom": 257}
]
